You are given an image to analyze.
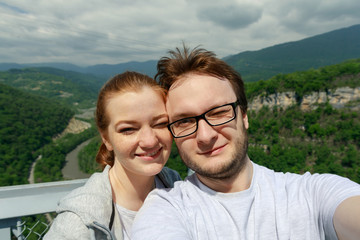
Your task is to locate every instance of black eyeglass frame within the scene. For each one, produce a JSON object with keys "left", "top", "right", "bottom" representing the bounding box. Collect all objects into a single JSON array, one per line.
[{"left": 167, "top": 100, "right": 240, "bottom": 138}]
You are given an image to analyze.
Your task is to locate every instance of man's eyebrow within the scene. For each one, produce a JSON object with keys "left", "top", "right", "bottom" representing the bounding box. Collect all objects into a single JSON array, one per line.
[
  {"left": 171, "top": 112, "right": 196, "bottom": 121},
  {"left": 171, "top": 102, "right": 225, "bottom": 121}
]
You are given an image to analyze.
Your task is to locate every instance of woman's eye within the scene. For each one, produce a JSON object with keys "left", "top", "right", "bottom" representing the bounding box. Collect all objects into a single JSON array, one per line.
[
  {"left": 154, "top": 121, "right": 168, "bottom": 128},
  {"left": 119, "top": 128, "right": 136, "bottom": 134}
]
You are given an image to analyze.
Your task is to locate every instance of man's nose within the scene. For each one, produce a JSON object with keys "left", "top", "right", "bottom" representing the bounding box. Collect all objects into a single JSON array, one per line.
[{"left": 196, "top": 119, "right": 218, "bottom": 145}]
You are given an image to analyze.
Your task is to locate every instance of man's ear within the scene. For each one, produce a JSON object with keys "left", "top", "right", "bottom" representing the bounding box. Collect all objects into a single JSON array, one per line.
[
  {"left": 101, "top": 133, "right": 113, "bottom": 151},
  {"left": 242, "top": 113, "right": 249, "bottom": 130}
]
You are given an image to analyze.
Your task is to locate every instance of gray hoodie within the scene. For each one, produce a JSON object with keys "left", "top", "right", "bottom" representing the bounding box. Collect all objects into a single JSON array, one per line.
[{"left": 44, "top": 165, "right": 181, "bottom": 240}]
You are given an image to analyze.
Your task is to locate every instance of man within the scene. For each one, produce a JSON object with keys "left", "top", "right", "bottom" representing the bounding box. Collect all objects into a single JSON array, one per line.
[{"left": 131, "top": 46, "right": 360, "bottom": 239}]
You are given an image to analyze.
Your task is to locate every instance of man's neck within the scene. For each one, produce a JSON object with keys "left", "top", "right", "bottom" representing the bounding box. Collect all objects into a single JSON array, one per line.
[{"left": 196, "top": 156, "right": 253, "bottom": 193}]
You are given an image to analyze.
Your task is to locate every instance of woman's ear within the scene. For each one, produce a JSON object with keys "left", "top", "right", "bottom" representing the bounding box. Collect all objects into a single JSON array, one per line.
[{"left": 101, "top": 133, "right": 113, "bottom": 151}]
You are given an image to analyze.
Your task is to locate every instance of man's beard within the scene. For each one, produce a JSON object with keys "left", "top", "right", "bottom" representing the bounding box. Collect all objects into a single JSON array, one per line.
[{"left": 180, "top": 129, "right": 248, "bottom": 180}]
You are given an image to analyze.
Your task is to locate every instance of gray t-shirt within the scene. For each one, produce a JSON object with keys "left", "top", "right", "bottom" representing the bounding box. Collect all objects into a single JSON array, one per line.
[{"left": 132, "top": 162, "right": 360, "bottom": 240}]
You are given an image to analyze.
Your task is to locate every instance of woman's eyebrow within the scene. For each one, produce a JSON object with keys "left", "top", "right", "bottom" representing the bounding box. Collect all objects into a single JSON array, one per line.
[
  {"left": 153, "top": 113, "right": 169, "bottom": 121},
  {"left": 114, "top": 119, "right": 137, "bottom": 129}
]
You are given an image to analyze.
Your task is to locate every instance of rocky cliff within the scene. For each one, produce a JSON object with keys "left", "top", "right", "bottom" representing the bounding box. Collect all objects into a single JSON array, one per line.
[
  {"left": 53, "top": 117, "right": 92, "bottom": 140},
  {"left": 248, "top": 87, "right": 360, "bottom": 112}
]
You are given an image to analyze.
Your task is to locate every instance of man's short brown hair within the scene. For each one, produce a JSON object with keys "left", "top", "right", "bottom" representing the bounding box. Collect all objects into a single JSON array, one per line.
[{"left": 155, "top": 45, "right": 248, "bottom": 114}]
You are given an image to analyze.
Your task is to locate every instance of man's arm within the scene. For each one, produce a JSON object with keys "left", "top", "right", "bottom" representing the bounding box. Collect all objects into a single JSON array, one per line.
[{"left": 333, "top": 196, "right": 360, "bottom": 240}]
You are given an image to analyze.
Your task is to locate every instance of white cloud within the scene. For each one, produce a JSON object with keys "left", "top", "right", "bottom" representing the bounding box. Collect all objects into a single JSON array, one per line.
[
  {"left": 0, "top": 0, "right": 359, "bottom": 65},
  {"left": 195, "top": 1, "right": 262, "bottom": 29}
]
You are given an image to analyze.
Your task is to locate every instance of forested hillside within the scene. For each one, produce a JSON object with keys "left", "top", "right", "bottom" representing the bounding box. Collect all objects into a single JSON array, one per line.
[
  {"left": 76, "top": 59, "right": 360, "bottom": 183},
  {"left": 246, "top": 58, "right": 360, "bottom": 100},
  {"left": 225, "top": 24, "right": 360, "bottom": 82},
  {"left": 245, "top": 59, "right": 360, "bottom": 183},
  {"left": 0, "top": 83, "right": 74, "bottom": 186},
  {"left": 0, "top": 67, "right": 105, "bottom": 186},
  {"left": 0, "top": 67, "right": 105, "bottom": 109},
  {"left": 248, "top": 104, "right": 359, "bottom": 182}
]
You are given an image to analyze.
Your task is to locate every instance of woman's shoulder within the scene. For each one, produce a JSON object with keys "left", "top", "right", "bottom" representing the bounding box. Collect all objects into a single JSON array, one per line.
[
  {"left": 64, "top": 165, "right": 111, "bottom": 198},
  {"left": 56, "top": 166, "right": 113, "bottom": 216},
  {"left": 44, "top": 211, "right": 90, "bottom": 239},
  {"left": 158, "top": 167, "right": 182, "bottom": 187}
]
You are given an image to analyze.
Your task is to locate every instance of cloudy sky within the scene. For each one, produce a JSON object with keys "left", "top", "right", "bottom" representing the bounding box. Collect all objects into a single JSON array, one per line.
[{"left": 1, "top": 0, "right": 359, "bottom": 66}]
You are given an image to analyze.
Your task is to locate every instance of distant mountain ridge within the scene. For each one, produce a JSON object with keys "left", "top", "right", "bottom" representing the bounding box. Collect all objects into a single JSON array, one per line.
[
  {"left": 0, "top": 60, "right": 158, "bottom": 79},
  {"left": 0, "top": 24, "right": 359, "bottom": 81},
  {"left": 225, "top": 24, "right": 360, "bottom": 81}
]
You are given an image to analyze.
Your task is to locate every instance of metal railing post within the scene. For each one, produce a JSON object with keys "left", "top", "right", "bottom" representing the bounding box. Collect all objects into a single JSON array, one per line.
[
  {"left": 0, "top": 218, "right": 18, "bottom": 240},
  {"left": 15, "top": 219, "right": 24, "bottom": 240}
]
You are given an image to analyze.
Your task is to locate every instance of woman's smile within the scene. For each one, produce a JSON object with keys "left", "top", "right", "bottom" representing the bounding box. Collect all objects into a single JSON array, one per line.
[{"left": 135, "top": 147, "right": 163, "bottom": 160}]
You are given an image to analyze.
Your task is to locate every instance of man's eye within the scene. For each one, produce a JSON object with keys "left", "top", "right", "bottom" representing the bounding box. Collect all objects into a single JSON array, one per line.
[
  {"left": 207, "top": 107, "right": 232, "bottom": 118},
  {"left": 174, "top": 118, "right": 196, "bottom": 128}
]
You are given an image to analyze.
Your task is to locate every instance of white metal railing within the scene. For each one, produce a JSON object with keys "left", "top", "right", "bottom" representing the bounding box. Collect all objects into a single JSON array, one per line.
[{"left": 0, "top": 179, "right": 87, "bottom": 240}]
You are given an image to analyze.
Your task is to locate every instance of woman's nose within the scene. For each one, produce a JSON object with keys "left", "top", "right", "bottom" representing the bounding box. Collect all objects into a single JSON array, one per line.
[{"left": 138, "top": 127, "right": 158, "bottom": 148}]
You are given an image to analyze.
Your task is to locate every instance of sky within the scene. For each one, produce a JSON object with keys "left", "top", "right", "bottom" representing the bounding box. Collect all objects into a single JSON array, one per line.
[{"left": 1, "top": 0, "right": 359, "bottom": 66}]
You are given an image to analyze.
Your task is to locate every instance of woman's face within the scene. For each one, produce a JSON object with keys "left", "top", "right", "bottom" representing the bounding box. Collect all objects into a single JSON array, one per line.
[{"left": 102, "top": 86, "right": 172, "bottom": 177}]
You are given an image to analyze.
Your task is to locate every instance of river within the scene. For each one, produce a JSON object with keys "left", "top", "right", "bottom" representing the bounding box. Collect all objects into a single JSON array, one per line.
[{"left": 62, "top": 139, "right": 92, "bottom": 180}]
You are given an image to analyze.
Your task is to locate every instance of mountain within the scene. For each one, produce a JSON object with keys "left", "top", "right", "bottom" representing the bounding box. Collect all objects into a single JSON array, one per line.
[
  {"left": 0, "top": 24, "right": 359, "bottom": 82},
  {"left": 225, "top": 24, "right": 360, "bottom": 82},
  {"left": 0, "top": 60, "right": 158, "bottom": 79},
  {"left": 0, "top": 62, "right": 84, "bottom": 73},
  {"left": 0, "top": 67, "right": 105, "bottom": 109},
  {"left": 84, "top": 60, "right": 158, "bottom": 79}
]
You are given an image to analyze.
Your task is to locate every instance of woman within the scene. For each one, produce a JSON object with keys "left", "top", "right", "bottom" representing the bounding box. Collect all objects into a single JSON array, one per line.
[{"left": 44, "top": 71, "right": 181, "bottom": 239}]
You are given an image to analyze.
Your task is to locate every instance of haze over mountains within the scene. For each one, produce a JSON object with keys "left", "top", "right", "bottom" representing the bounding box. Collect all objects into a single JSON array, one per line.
[{"left": 1, "top": 24, "right": 359, "bottom": 82}]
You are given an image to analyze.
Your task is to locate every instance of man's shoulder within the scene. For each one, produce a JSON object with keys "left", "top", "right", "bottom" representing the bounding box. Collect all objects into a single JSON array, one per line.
[{"left": 254, "top": 161, "right": 360, "bottom": 194}]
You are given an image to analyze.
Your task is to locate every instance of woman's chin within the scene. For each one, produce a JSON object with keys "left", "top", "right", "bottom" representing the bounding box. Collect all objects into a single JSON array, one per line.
[{"left": 141, "top": 163, "right": 165, "bottom": 177}]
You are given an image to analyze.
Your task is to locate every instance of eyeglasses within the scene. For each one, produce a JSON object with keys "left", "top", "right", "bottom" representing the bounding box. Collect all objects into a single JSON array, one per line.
[{"left": 168, "top": 101, "right": 240, "bottom": 138}]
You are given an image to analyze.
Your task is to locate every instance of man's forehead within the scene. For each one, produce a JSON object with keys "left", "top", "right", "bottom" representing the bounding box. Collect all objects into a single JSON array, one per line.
[
  {"left": 168, "top": 73, "right": 193, "bottom": 91},
  {"left": 168, "top": 73, "right": 230, "bottom": 92},
  {"left": 165, "top": 74, "right": 236, "bottom": 119},
  {"left": 165, "top": 90, "right": 194, "bottom": 118}
]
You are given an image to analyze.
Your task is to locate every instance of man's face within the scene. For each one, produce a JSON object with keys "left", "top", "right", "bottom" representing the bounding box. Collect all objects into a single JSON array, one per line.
[{"left": 166, "top": 73, "right": 249, "bottom": 180}]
